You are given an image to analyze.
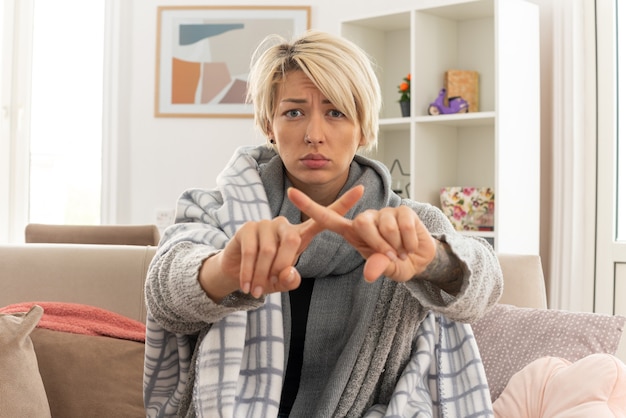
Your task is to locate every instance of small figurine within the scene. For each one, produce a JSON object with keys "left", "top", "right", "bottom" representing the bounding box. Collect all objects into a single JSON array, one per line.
[{"left": 428, "top": 88, "right": 469, "bottom": 115}]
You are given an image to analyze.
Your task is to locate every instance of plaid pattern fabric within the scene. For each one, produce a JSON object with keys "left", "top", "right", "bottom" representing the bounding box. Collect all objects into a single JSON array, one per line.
[
  {"left": 143, "top": 145, "right": 496, "bottom": 417},
  {"left": 144, "top": 317, "right": 194, "bottom": 417},
  {"left": 144, "top": 145, "right": 280, "bottom": 417},
  {"left": 364, "top": 314, "right": 493, "bottom": 418},
  {"left": 194, "top": 293, "right": 284, "bottom": 417}
]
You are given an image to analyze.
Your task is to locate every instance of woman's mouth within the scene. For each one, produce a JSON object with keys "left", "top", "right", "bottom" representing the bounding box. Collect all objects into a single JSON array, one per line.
[{"left": 300, "top": 154, "right": 329, "bottom": 169}]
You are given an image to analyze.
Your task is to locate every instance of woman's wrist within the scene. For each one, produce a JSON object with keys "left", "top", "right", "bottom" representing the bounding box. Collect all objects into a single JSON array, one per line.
[
  {"left": 198, "top": 251, "right": 239, "bottom": 303},
  {"left": 414, "top": 239, "right": 464, "bottom": 295}
]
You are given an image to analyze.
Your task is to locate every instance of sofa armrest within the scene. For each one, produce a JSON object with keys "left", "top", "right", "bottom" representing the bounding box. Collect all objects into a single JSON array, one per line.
[
  {"left": 0, "top": 244, "right": 156, "bottom": 322},
  {"left": 496, "top": 253, "right": 547, "bottom": 309},
  {"left": 25, "top": 223, "right": 160, "bottom": 246}
]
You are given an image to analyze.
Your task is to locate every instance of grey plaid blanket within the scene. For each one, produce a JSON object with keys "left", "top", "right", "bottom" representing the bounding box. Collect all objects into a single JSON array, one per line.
[{"left": 144, "top": 145, "right": 499, "bottom": 417}]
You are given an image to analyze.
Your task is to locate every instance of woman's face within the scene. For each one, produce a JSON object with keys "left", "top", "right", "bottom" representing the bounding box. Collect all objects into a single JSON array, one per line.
[{"left": 269, "top": 70, "right": 365, "bottom": 205}]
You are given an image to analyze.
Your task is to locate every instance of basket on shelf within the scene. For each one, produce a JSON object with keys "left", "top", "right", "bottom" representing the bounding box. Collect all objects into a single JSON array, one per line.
[{"left": 440, "top": 187, "right": 494, "bottom": 231}]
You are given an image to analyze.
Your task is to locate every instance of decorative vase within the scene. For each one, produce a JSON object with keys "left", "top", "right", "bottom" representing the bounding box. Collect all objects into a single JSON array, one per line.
[{"left": 400, "top": 100, "right": 410, "bottom": 117}]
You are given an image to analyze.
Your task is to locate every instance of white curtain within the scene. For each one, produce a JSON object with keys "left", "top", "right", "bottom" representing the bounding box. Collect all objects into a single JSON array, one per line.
[{"left": 549, "top": 0, "right": 597, "bottom": 311}]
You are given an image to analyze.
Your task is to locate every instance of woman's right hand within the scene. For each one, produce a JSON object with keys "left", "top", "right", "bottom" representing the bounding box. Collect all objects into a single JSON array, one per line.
[{"left": 198, "top": 186, "right": 364, "bottom": 302}]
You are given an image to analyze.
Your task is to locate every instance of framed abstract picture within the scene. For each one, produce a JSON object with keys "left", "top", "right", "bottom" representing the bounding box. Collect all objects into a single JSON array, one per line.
[{"left": 155, "top": 5, "right": 311, "bottom": 118}]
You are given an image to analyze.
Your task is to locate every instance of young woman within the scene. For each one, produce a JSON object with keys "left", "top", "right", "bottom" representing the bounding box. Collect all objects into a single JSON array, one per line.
[{"left": 144, "top": 30, "right": 502, "bottom": 418}]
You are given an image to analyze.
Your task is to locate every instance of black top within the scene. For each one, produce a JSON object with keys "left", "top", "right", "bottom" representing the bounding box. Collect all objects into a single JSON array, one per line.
[{"left": 279, "top": 278, "right": 315, "bottom": 415}]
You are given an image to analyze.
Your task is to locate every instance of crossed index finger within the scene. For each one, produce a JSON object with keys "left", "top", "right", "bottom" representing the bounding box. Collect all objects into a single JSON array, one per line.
[{"left": 288, "top": 185, "right": 363, "bottom": 240}]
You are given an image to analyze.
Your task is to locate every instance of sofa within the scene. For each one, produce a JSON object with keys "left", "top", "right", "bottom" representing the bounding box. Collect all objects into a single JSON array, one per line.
[
  {"left": 24, "top": 223, "right": 161, "bottom": 246},
  {"left": 0, "top": 243, "right": 624, "bottom": 417}
]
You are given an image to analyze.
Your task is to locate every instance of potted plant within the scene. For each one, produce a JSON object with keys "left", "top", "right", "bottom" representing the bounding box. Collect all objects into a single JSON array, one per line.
[{"left": 398, "top": 73, "right": 411, "bottom": 117}]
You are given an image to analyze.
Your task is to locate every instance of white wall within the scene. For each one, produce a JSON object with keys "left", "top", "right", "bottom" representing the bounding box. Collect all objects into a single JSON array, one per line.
[
  {"left": 118, "top": 0, "right": 554, "bottom": 261},
  {"left": 117, "top": 0, "right": 421, "bottom": 226}
]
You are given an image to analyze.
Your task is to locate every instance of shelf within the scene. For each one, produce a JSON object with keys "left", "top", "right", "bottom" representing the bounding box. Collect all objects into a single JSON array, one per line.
[
  {"left": 379, "top": 118, "right": 411, "bottom": 132},
  {"left": 415, "top": 111, "right": 496, "bottom": 127},
  {"left": 341, "top": 11, "right": 410, "bottom": 31},
  {"left": 342, "top": 0, "right": 540, "bottom": 254},
  {"left": 379, "top": 111, "right": 495, "bottom": 132},
  {"left": 418, "top": 0, "right": 494, "bottom": 21},
  {"left": 459, "top": 230, "right": 495, "bottom": 238}
]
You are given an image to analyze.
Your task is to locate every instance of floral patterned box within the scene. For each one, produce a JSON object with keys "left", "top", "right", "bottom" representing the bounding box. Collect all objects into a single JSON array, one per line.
[{"left": 439, "top": 187, "right": 495, "bottom": 231}]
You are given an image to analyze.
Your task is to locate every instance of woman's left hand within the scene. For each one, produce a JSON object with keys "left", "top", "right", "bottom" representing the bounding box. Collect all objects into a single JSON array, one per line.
[{"left": 288, "top": 186, "right": 437, "bottom": 283}]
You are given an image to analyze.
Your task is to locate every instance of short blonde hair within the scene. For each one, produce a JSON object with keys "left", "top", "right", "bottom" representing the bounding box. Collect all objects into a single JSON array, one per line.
[{"left": 247, "top": 30, "right": 381, "bottom": 151}]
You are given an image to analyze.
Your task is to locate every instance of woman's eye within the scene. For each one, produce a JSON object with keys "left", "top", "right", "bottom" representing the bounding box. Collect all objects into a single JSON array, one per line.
[
  {"left": 285, "top": 109, "right": 302, "bottom": 118},
  {"left": 328, "top": 109, "right": 345, "bottom": 118}
]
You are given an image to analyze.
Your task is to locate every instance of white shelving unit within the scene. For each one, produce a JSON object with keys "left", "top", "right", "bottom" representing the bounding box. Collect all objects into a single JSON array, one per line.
[{"left": 342, "top": 0, "right": 540, "bottom": 254}]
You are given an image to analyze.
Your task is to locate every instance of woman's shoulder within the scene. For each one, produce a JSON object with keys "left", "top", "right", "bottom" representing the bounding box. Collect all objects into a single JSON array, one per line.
[
  {"left": 401, "top": 198, "right": 436, "bottom": 213},
  {"left": 402, "top": 199, "right": 453, "bottom": 233}
]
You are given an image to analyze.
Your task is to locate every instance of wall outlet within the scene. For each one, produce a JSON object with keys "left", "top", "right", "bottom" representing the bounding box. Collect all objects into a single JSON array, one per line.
[{"left": 155, "top": 209, "right": 175, "bottom": 230}]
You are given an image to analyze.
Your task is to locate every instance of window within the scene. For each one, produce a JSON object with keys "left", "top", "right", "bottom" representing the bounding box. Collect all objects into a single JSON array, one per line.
[
  {"left": 28, "top": 0, "right": 105, "bottom": 224},
  {"left": 618, "top": 0, "right": 626, "bottom": 240}
]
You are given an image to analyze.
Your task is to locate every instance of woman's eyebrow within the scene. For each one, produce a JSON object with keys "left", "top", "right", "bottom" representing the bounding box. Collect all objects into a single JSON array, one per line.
[
  {"left": 280, "top": 98, "right": 307, "bottom": 104},
  {"left": 279, "top": 98, "right": 332, "bottom": 104}
]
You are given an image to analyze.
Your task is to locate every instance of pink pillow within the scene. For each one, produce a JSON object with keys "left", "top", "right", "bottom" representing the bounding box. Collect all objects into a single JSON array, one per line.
[
  {"left": 493, "top": 353, "right": 626, "bottom": 417},
  {"left": 472, "top": 303, "right": 626, "bottom": 401}
]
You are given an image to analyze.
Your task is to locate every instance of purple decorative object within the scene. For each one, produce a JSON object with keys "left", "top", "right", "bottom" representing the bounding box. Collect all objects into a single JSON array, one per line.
[{"left": 428, "top": 88, "right": 469, "bottom": 115}]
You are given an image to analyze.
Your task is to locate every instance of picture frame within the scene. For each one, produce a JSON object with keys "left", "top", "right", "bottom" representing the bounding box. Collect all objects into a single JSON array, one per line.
[{"left": 155, "top": 5, "right": 311, "bottom": 118}]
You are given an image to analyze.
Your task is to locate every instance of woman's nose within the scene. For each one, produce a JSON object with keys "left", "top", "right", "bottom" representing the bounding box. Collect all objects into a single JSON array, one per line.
[
  {"left": 304, "top": 134, "right": 323, "bottom": 144},
  {"left": 305, "top": 116, "right": 324, "bottom": 144}
]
